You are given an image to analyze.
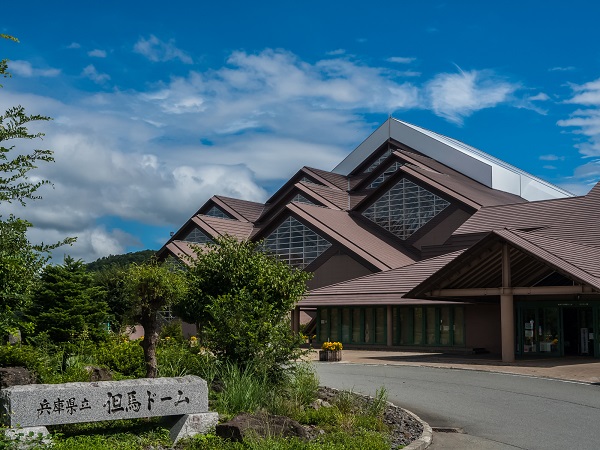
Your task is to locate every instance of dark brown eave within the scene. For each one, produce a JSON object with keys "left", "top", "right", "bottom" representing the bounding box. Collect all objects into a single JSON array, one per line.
[{"left": 405, "top": 229, "right": 600, "bottom": 300}]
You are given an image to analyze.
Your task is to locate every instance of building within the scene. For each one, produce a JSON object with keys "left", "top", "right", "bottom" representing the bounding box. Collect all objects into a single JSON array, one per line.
[{"left": 157, "top": 118, "right": 600, "bottom": 362}]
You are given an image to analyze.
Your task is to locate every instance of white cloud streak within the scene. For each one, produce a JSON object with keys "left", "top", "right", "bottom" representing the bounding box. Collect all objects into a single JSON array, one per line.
[
  {"left": 133, "top": 35, "right": 193, "bottom": 64},
  {"left": 88, "top": 49, "right": 107, "bottom": 58},
  {"left": 426, "top": 68, "right": 518, "bottom": 124},
  {"left": 81, "top": 64, "right": 110, "bottom": 84},
  {"left": 8, "top": 60, "right": 60, "bottom": 77},
  {"left": 3, "top": 48, "right": 540, "bottom": 261}
]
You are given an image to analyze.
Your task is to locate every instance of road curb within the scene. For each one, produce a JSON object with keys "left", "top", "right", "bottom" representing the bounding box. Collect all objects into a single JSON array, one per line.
[{"left": 400, "top": 405, "right": 433, "bottom": 450}]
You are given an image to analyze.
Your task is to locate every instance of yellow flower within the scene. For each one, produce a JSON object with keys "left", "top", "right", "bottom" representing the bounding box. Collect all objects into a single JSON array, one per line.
[{"left": 321, "top": 341, "right": 342, "bottom": 351}]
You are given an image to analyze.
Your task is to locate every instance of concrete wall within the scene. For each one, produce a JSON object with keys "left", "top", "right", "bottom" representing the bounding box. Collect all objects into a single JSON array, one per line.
[
  {"left": 465, "top": 304, "right": 502, "bottom": 354},
  {"left": 307, "top": 253, "right": 373, "bottom": 290}
]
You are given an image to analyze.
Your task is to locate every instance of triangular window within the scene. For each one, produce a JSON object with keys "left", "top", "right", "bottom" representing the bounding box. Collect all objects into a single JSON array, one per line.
[
  {"left": 205, "top": 206, "right": 233, "bottom": 220},
  {"left": 264, "top": 216, "right": 331, "bottom": 268},
  {"left": 291, "top": 194, "right": 315, "bottom": 205},
  {"left": 299, "top": 176, "right": 323, "bottom": 186},
  {"left": 369, "top": 162, "right": 404, "bottom": 188},
  {"left": 363, "top": 178, "right": 450, "bottom": 240},
  {"left": 182, "top": 227, "right": 212, "bottom": 244},
  {"left": 364, "top": 148, "right": 392, "bottom": 173}
]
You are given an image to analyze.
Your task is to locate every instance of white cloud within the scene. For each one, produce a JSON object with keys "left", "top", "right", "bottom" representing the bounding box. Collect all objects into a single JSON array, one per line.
[
  {"left": 549, "top": 66, "right": 576, "bottom": 72},
  {"left": 426, "top": 68, "right": 518, "bottom": 124},
  {"left": 133, "top": 35, "right": 193, "bottom": 64},
  {"left": 326, "top": 49, "right": 346, "bottom": 56},
  {"left": 2, "top": 48, "right": 544, "bottom": 261},
  {"left": 539, "top": 154, "right": 565, "bottom": 161},
  {"left": 528, "top": 92, "right": 550, "bottom": 101},
  {"left": 8, "top": 60, "right": 60, "bottom": 77},
  {"left": 81, "top": 64, "right": 110, "bottom": 84},
  {"left": 67, "top": 42, "right": 81, "bottom": 49},
  {"left": 88, "top": 49, "right": 107, "bottom": 58},
  {"left": 565, "top": 78, "right": 600, "bottom": 106},
  {"left": 543, "top": 165, "right": 557, "bottom": 170},
  {"left": 387, "top": 56, "right": 416, "bottom": 64}
]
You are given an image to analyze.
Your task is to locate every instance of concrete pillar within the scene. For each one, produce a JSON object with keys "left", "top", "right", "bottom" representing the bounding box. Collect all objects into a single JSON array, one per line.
[
  {"left": 387, "top": 305, "right": 393, "bottom": 347},
  {"left": 501, "top": 243, "right": 515, "bottom": 363},
  {"left": 501, "top": 294, "right": 515, "bottom": 362}
]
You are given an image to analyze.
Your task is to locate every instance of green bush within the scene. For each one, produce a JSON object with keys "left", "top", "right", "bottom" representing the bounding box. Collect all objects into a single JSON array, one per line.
[{"left": 95, "top": 336, "right": 144, "bottom": 378}]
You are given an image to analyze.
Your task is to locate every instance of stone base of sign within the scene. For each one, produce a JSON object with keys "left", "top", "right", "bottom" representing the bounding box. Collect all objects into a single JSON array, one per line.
[
  {"left": 170, "top": 412, "right": 219, "bottom": 444},
  {"left": 4, "top": 426, "right": 51, "bottom": 449}
]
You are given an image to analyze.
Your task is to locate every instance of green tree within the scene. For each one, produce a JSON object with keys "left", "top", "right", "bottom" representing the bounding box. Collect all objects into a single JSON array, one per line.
[
  {"left": 0, "top": 35, "right": 75, "bottom": 337},
  {"left": 125, "top": 260, "right": 187, "bottom": 378},
  {"left": 176, "top": 236, "right": 311, "bottom": 378},
  {"left": 93, "top": 265, "right": 136, "bottom": 333},
  {"left": 29, "top": 256, "right": 109, "bottom": 343}
]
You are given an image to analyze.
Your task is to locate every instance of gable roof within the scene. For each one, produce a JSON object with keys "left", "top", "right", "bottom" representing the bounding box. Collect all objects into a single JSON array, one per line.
[
  {"left": 334, "top": 118, "right": 573, "bottom": 201},
  {"left": 285, "top": 202, "right": 418, "bottom": 271},
  {"left": 212, "top": 196, "right": 266, "bottom": 222},
  {"left": 406, "top": 228, "right": 600, "bottom": 299},
  {"left": 301, "top": 250, "right": 465, "bottom": 306}
]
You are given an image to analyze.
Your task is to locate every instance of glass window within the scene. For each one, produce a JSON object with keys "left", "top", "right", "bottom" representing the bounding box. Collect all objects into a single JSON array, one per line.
[
  {"left": 453, "top": 307, "right": 465, "bottom": 346},
  {"left": 352, "top": 309, "right": 361, "bottom": 343},
  {"left": 440, "top": 307, "right": 450, "bottom": 345},
  {"left": 539, "top": 308, "right": 559, "bottom": 354},
  {"left": 369, "top": 162, "right": 404, "bottom": 188},
  {"left": 365, "top": 308, "right": 373, "bottom": 343},
  {"left": 523, "top": 308, "right": 537, "bottom": 353},
  {"left": 299, "top": 176, "right": 323, "bottom": 186},
  {"left": 319, "top": 309, "right": 328, "bottom": 341},
  {"left": 182, "top": 227, "right": 212, "bottom": 244},
  {"left": 205, "top": 206, "right": 233, "bottom": 220},
  {"left": 362, "top": 178, "right": 450, "bottom": 240},
  {"left": 392, "top": 307, "right": 399, "bottom": 345},
  {"left": 341, "top": 309, "right": 351, "bottom": 343},
  {"left": 375, "top": 307, "right": 386, "bottom": 344},
  {"left": 414, "top": 308, "right": 423, "bottom": 344},
  {"left": 291, "top": 194, "right": 315, "bottom": 205},
  {"left": 400, "top": 307, "right": 412, "bottom": 344},
  {"left": 365, "top": 148, "right": 392, "bottom": 173},
  {"left": 264, "top": 216, "right": 331, "bottom": 268},
  {"left": 426, "top": 307, "right": 436, "bottom": 345},
  {"left": 330, "top": 308, "right": 339, "bottom": 342}
]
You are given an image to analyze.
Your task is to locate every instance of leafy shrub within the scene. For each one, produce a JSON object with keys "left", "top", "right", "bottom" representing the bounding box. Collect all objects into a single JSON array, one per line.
[{"left": 95, "top": 336, "right": 144, "bottom": 378}]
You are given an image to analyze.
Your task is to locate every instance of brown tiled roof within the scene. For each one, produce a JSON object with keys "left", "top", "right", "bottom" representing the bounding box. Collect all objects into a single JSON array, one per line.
[
  {"left": 191, "top": 216, "right": 255, "bottom": 240},
  {"left": 213, "top": 196, "right": 266, "bottom": 222},
  {"left": 163, "top": 240, "right": 202, "bottom": 261},
  {"left": 454, "top": 184, "right": 600, "bottom": 242},
  {"left": 300, "top": 250, "right": 465, "bottom": 306},
  {"left": 288, "top": 203, "right": 417, "bottom": 271},
  {"left": 303, "top": 167, "right": 348, "bottom": 190},
  {"left": 299, "top": 182, "right": 348, "bottom": 210}
]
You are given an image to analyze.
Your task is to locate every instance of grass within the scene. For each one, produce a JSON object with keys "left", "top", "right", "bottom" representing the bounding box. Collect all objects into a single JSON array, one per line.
[{"left": 0, "top": 337, "right": 397, "bottom": 449}]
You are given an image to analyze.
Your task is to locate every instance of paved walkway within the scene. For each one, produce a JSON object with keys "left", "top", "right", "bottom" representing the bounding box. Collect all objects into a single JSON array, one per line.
[{"left": 308, "top": 349, "right": 600, "bottom": 383}]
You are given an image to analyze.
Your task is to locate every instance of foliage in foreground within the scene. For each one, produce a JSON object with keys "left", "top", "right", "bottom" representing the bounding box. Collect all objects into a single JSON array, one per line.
[
  {"left": 0, "top": 34, "right": 75, "bottom": 338},
  {"left": 176, "top": 236, "right": 312, "bottom": 379}
]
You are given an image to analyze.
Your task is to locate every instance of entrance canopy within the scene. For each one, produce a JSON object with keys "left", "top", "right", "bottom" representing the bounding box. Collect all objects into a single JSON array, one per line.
[{"left": 406, "top": 228, "right": 600, "bottom": 302}]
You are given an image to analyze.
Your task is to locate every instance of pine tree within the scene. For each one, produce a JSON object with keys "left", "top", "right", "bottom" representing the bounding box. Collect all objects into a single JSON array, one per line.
[{"left": 29, "top": 256, "right": 109, "bottom": 342}]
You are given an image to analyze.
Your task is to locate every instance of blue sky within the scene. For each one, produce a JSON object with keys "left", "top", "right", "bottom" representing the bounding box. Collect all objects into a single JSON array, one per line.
[{"left": 2, "top": 1, "right": 600, "bottom": 261}]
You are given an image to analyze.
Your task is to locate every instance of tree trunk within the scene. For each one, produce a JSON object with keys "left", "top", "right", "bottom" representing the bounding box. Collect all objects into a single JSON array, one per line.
[{"left": 140, "top": 307, "right": 159, "bottom": 378}]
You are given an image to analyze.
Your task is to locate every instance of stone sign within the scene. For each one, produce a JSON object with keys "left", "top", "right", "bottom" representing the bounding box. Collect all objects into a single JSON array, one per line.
[{"left": 1, "top": 375, "right": 218, "bottom": 444}]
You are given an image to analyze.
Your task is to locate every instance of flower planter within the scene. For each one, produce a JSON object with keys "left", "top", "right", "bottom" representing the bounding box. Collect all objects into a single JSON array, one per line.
[{"left": 319, "top": 350, "right": 342, "bottom": 362}]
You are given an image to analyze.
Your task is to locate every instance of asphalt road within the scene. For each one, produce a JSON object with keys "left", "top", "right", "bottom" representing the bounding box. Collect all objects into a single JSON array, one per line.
[{"left": 315, "top": 363, "right": 600, "bottom": 450}]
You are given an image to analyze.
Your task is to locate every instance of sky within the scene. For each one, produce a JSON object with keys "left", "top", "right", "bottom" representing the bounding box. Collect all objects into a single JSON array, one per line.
[{"left": 2, "top": 1, "right": 600, "bottom": 262}]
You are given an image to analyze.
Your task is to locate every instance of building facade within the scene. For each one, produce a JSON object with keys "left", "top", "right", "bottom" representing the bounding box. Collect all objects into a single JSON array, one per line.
[{"left": 158, "top": 118, "right": 600, "bottom": 362}]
